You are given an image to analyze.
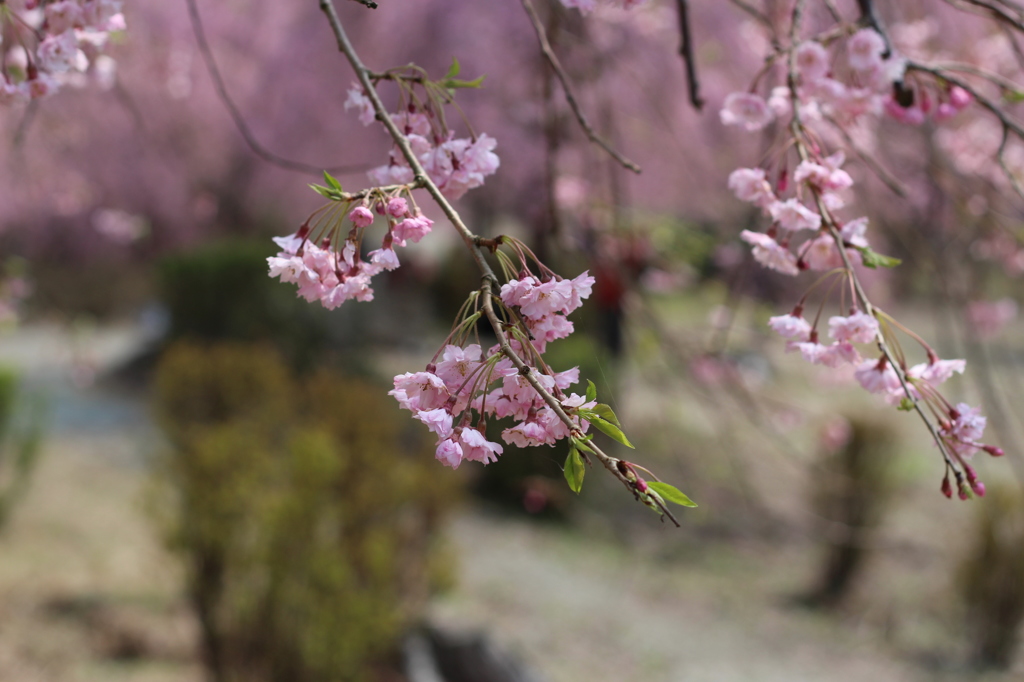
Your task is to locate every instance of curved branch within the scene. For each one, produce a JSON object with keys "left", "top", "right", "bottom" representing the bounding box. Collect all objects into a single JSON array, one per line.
[
  {"left": 185, "top": 0, "right": 368, "bottom": 176},
  {"left": 317, "top": 0, "right": 677, "bottom": 522},
  {"left": 519, "top": 0, "right": 642, "bottom": 174}
]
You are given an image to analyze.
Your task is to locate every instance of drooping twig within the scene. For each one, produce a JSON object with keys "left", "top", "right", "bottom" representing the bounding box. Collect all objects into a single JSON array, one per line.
[
  {"left": 317, "top": 0, "right": 679, "bottom": 524},
  {"left": 675, "top": 0, "right": 704, "bottom": 110},
  {"left": 518, "top": 0, "right": 642, "bottom": 174},
  {"left": 185, "top": 0, "right": 367, "bottom": 176},
  {"left": 348, "top": 0, "right": 378, "bottom": 8},
  {"left": 786, "top": 0, "right": 962, "bottom": 477},
  {"left": 823, "top": 115, "right": 908, "bottom": 198}
]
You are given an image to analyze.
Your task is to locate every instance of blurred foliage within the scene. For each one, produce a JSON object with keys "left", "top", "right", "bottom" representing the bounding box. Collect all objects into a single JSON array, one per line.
[
  {"left": 158, "top": 241, "right": 333, "bottom": 371},
  {"left": 0, "top": 366, "right": 45, "bottom": 532},
  {"left": 957, "top": 484, "right": 1024, "bottom": 670},
  {"left": 802, "top": 415, "right": 899, "bottom": 609},
  {"left": 152, "top": 342, "right": 460, "bottom": 682}
]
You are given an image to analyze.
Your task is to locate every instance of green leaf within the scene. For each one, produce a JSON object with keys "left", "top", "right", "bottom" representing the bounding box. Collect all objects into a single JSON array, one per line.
[
  {"left": 856, "top": 246, "right": 902, "bottom": 269},
  {"left": 586, "top": 380, "right": 597, "bottom": 403},
  {"left": 589, "top": 417, "right": 634, "bottom": 448},
  {"left": 591, "top": 404, "right": 621, "bottom": 427},
  {"left": 563, "top": 446, "right": 585, "bottom": 494},
  {"left": 571, "top": 436, "right": 595, "bottom": 454},
  {"left": 897, "top": 397, "right": 914, "bottom": 412},
  {"left": 1003, "top": 89, "right": 1024, "bottom": 103},
  {"left": 309, "top": 183, "right": 341, "bottom": 200},
  {"left": 322, "top": 171, "right": 342, "bottom": 191},
  {"left": 441, "top": 75, "right": 486, "bottom": 90},
  {"left": 445, "top": 57, "right": 461, "bottom": 80},
  {"left": 647, "top": 481, "right": 697, "bottom": 508}
]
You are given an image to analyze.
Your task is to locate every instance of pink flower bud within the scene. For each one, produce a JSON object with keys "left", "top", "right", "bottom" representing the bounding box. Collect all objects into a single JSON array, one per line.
[
  {"left": 971, "top": 480, "right": 986, "bottom": 497},
  {"left": 349, "top": 206, "right": 374, "bottom": 228},
  {"left": 983, "top": 445, "right": 1004, "bottom": 457},
  {"left": 386, "top": 197, "right": 409, "bottom": 217},
  {"left": 941, "top": 475, "right": 953, "bottom": 498}
]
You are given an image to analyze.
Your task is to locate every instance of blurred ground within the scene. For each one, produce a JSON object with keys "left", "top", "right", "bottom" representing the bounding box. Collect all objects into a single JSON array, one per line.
[{"left": 0, "top": 321, "right": 1021, "bottom": 682}]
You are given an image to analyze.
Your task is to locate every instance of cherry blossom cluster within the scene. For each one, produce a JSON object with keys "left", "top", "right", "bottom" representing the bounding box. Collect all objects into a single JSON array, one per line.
[
  {"left": 390, "top": 258, "right": 597, "bottom": 469},
  {"left": 345, "top": 84, "right": 499, "bottom": 200},
  {"left": 719, "top": 27, "right": 971, "bottom": 133},
  {"left": 0, "top": 0, "right": 124, "bottom": 105},
  {"left": 268, "top": 191, "right": 432, "bottom": 309},
  {"left": 721, "top": 24, "right": 999, "bottom": 499}
]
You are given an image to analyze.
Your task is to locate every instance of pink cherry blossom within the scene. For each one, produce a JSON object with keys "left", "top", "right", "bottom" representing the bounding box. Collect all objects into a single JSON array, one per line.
[
  {"left": 344, "top": 85, "right": 376, "bottom": 126},
  {"left": 435, "top": 438, "right": 464, "bottom": 469},
  {"left": 416, "top": 408, "right": 454, "bottom": 438},
  {"left": 460, "top": 428, "right": 504, "bottom": 464},
  {"left": 728, "top": 168, "right": 776, "bottom": 208},
  {"left": 854, "top": 358, "right": 902, "bottom": 394},
  {"left": 740, "top": 230, "right": 799, "bottom": 276},
  {"left": 392, "top": 214, "right": 433, "bottom": 246},
  {"left": 828, "top": 311, "right": 879, "bottom": 344},
  {"left": 848, "top": 29, "right": 886, "bottom": 72},
  {"left": 349, "top": 206, "right": 374, "bottom": 228},
  {"left": 720, "top": 92, "right": 774, "bottom": 131},
  {"left": 795, "top": 41, "right": 830, "bottom": 82},
  {"left": 907, "top": 359, "right": 965, "bottom": 387},
  {"left": 768, "top": 313, "right": 812, "bottom": 341},
  {"left": 768, "top": 199, "right": 822, "bottom": 232},
  {"left": 391, "top": 372, "right": 449, "bottom": 412}
]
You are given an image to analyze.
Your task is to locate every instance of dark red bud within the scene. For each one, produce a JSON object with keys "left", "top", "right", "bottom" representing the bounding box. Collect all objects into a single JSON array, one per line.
[{"left": 941, "top": 475, "right": 953, "bottom": 499}]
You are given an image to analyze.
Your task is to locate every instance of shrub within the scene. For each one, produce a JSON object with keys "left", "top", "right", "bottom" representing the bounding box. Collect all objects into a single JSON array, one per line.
[{"left": 153, "top": 342, "right": 459, "bottom": 682}]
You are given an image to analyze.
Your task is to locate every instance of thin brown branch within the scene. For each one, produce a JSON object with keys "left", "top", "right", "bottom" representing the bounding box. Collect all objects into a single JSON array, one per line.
[
  {"left": 675, "top": 0, "right": 704, "bottom": 110},
  {"left": 823, "top": 115, "right": 908, "bottom": 197},
  {"left": 906, "top": 61, "right": 1024, "bottom": 142},
  {"left": 519, "top": 0, "right": 642, "bottom": 174},
  {"left": 348, "top": 0, "right": 377, "bottom": 8},
  {"left": 727, "top": 0, "right": 770, "bottom": 25},
  {"left": 317, "top": 0, "right": 678, "bottom": 522},
  {"left": 185, "top": 0, "right": 367, "bottom": 176}
]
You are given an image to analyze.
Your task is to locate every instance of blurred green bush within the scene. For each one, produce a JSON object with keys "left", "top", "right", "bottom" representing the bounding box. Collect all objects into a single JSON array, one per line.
[
  {"left": 158, "top": 241, "right": 333, "bottom": 371},
  {"left": 152, "top": 342, "right": 459, "bottom": 682},
  {"left": 0, "top": 366, "right": 44, "bottom": 532}
]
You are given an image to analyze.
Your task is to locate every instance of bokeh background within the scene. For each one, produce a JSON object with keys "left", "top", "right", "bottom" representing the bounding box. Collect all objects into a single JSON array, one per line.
[{"left": 2, "top": 0, "right": 1024, "bottom": 680}]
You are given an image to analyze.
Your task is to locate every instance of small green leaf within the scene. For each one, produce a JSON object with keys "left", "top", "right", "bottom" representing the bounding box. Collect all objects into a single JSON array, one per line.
[
  {"left": 1003, "top": 89, "right": 1024, "bottom": 103},
  {"left": 647, "top": 481, "right": 697, "bottom": 508},
  {"left": 856, "top": 246, "right": 902, "bottom": 269},
  {"left": 591, "top": 404, "right": 621, "bottom": 427},
  {"left": 897, "top": 397, "right": 914, "bottom": 412},
  {"left": 586, "top": 380, "right": 597, "bottom": 403},
  {"left": 445, "top": 57, "right": 461, "bottom": 80},
  {"left": 441, "top": 75, "right": 486, "bottom": 90},
  {"left": 322, "top": 171, "right": 342, "bottom": 191},
  {"left": 309, "top": 183, "right": 341, "bottom": 200},
  {"left": 563, "top": 446, "right": 585, "bottom": 493},
  {"left": 571, "top": 436, "right": 595, "bottom": 454},
  {"left": 590, "top": 417, "right": 634, "bottom": 448}
]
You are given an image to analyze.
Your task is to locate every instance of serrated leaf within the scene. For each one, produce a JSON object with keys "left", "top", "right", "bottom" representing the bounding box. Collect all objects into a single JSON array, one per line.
[
  {"left": 563, "top": 446, "right": 585, "bottom": 493},
  {"left": 322, "top": 171, "right": 342, "bottom": 191},
  {"left": 647, "top": 481, "right": 698, "bottom": 508},
  {"left": 586, "top": 380, "right": 597, "bottom": 403},
  {"left": 591, "top": 404, "right": 621, "bottom": 427},
  {"left": 590, "top": 417, "right": 634, "bottom": 448},
  {"left": 897, "top": 397, "right": 914, "bottom": 412},
  {"left": 445, "top": 57, "right": 461, "bottom": 80},
  {"left": 856, "top": 246, "right": 902, "bottom": 269}
]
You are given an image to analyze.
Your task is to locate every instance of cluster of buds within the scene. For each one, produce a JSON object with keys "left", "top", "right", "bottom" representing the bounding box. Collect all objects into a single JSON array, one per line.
[
  {"left": 268, "top": 181, "right": 433, "bottom": 309},
  {"left": 0, "top": 0, "right": 124, "bottom": 104}
]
